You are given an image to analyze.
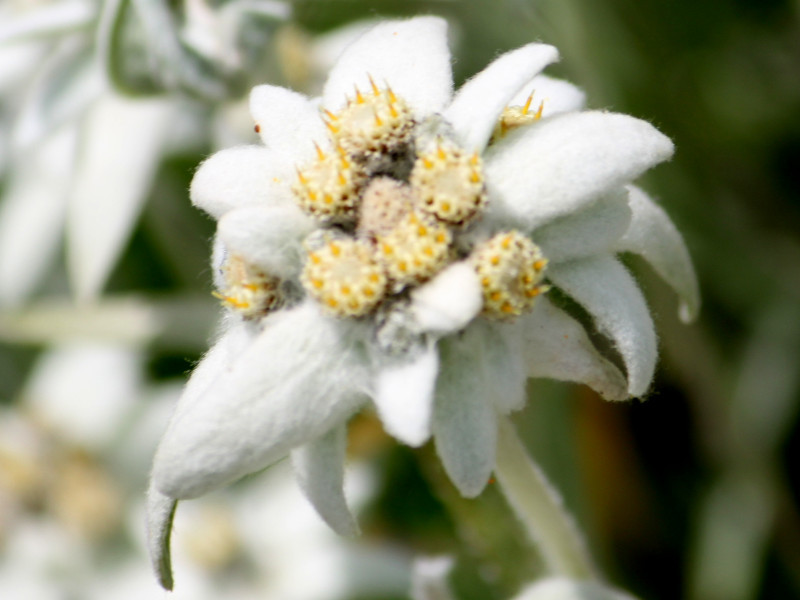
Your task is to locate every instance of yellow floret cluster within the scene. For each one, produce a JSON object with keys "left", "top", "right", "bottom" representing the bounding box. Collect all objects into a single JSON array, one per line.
[
  {"left": 302, "top": 239, "right": 387, "bottom": 317},
  {"left": 491, "top": 91, "right": 544, "bottom": 142},
  {"left": 410, "top": 144, "right": 487, "bottom": 226},
  {"left": 377, "top": 212, "right": 452, "bottom": 287},
  {"left": 214, "top": 254, "right": 282, "bottom": 319},
  {"left": 292, "top": 146, "right": 366, "bottom": 223},
  {"left": 472, "top": 231, "right": 549, "bottom": 319},
  {"left": 286, "top": 84, "right": 549, "bottom": 320},
  {"left": 324, "top": 78, "right": 416, "bottom": 161}
]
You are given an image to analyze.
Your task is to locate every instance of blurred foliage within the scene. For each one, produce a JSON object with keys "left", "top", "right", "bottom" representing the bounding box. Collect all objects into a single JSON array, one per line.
[{"left": 1, "top": 0, "right": 799, "bottom": 599}]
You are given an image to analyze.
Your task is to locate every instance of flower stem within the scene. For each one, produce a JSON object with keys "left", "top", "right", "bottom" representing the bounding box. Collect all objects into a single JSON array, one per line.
[{"left": 494, "top": 415, "right": 598, "bottom": 580}]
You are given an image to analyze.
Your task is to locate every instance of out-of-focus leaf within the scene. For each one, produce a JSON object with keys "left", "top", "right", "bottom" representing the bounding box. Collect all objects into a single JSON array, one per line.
[
  {"left": 12, "top": 38, "right": 103, "bottom": 152},
  {"left": 513, "top": 577, "right": 638, "bottom": 600},
  {"left": 730, "top": 301, "right": 800, "bottom": 453},
  {"left": 0, "top": 295, "right": 216, "bottom": 349},
  {"left": 690, "top": 300, "right": 800, "bottom": 600},
  {"left": 689, "top": 474, "right": 774, "bottom": 600},
  {"left": 130, "top": 0, "right": 229, "bottom": 98},
  {"left": 0, "top": 0, "right": 94, "bottom": 45},
  {"left": 0, "top": 42, "right": 46, "bottom": 96},
  {"left": 67, "top": 92, "right": 173, "bottom": 301},
  {"left": 410, "top": 556, "right": 456, "bottom": 600},
  {"left": 23, "top": 343, "right": 142, "bottom": 450},
  {"left": 98, "top": 0, "right": 229, "bottom": 98},
  {"left": 0, "top": 125, "right": 78, "bottom": 306}
]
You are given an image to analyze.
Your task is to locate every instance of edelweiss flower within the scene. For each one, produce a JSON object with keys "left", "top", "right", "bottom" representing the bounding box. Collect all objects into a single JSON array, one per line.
[{"left": 147, "top": 16, "right": 699, "bottom": 587}]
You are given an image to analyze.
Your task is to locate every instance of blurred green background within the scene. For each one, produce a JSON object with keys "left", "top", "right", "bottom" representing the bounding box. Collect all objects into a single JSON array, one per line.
[{"left": 1, "top": 1, "right": 799, "bottom": 599}]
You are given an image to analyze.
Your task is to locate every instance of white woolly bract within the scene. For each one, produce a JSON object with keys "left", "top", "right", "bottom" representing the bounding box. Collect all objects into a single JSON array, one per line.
[
  {"left": 409, "top": 262, "right": 483, "bottom": 335},
  {"left": 433, "top": 332, "right": 499, "bottom": 497},
  {"left": 532, "top": 188, "right": 632, "bottom": 263},
  {"left": 547, "top": 256, "right": 657, "bottom": 397},
  {"left": 444, "top": 43, "right": 559, "bottom": 152},
  {"left": 152, "top": 302, "right": 369, "bottom": 498},
  {"left": 485, "top": 110, "right": 674, "bottom": 230},
  {"left": 616, "top": 185, "right": 700, "bottom": 323},
  {"left": 178, "top": 317, "right": 258, "bottom": 407},
  {"left": 291, "top": 424, "right": 359, "bottom": 537},
  {"left": 321, "top": 17, "right": 452, "bottom": 115},
  {"left": 519, "top": 297, "right": 628, "bottom": 401},
  {"left": 190, "top": 145, "right": 295, "bottom": 219},
  {"left": 373, "top": 342, "right": 439, "bottom": 447},
  {"left": 218, "top": 204, "right": 314, "bottom": 279},
  {"left": 250, "top": 85, "right": 327, "bottom": 164},
  {"left": 469, "top": 319, "right": 528, "bottom": 414}
]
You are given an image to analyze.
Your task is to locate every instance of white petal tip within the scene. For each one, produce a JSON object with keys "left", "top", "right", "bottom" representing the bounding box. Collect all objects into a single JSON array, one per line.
[{"left": 145, "top": 486, "right": 177, "bottom": 591}]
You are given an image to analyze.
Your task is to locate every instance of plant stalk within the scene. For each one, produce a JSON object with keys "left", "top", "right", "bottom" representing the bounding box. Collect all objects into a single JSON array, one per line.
[{"left": 494, "top": 415, "right": 598, "bottom": 580}]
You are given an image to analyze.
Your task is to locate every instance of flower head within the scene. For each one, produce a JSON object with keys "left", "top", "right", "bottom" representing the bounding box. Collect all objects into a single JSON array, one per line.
[{"left": 148, "top": 16, "right": 699, "bottom": 588}]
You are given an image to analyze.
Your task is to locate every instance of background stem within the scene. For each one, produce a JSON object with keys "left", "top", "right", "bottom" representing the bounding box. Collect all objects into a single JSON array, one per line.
[{"left": 494, "top": 415, "right": 598, "bottom": 580}]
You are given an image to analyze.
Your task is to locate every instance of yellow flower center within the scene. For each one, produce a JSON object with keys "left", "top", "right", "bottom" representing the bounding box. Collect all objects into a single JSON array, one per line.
[
  {"left": 292, "top": 145, "right": 366, "bottom": 222},
  {"left": 287, "top": 83, "right": 548, "bottom": 324},
  {"left": 324, "top": 77, "right": 415, "bottom": 162},
  {"left": 410, "top": 143, "right": 486, "bottom": 226},
  {"left": 472, "top": 231, "right": 548, "bottom": 319},
  {"left": 303, "top": 239, "right": 388, "bottom": 317},
  {"left": 377, "top": 211, "right": 452, "bottom": 288},
  {"left": 214, "top": 255, "right": 281, "bottom": 319}
]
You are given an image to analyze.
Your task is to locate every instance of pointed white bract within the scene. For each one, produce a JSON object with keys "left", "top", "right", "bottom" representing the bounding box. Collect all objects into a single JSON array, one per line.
[
  {"left": 291, "top": 425, "right": 359, "bottom": 537},
  {"left": 548, "top": 256, "right": 657, "bottom": 397},
  {"left": 152, "top": 302, "right": 368, "bottom": 498},
  {"left": 616, "top": 185, "right": 700, "bottom": 323},
  {"left": 250, "top": 85, "right": 326, "bottom": 162},
  {"left": 486, "top": 111, "right": 674, "bottom": 230},
  {"left": 217, "top": 204, "right": 314, "bottom": 279},
  {"left": 321, "top": 17, "right": 452, "bottom": 115},
  {"left": 520, "top": 297, "right": 628, "bottom": 401},
  {"left": 147, "top": 16, "right": 698, "bottom": 587},
  {"left": 434, "top": 335, "right": 498, "bottom": 497},
  {"left": 190, "top": 145, "right": 295, "bottom": 218},
  {"left": 444, "top": 43, "right": 559, "bottom": 151},
  {"left": 533, "top": 189, "right": 632, "bottom": 263},
  {"left": 373, "top": 342, "right": 439, "bottom": 447}
]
